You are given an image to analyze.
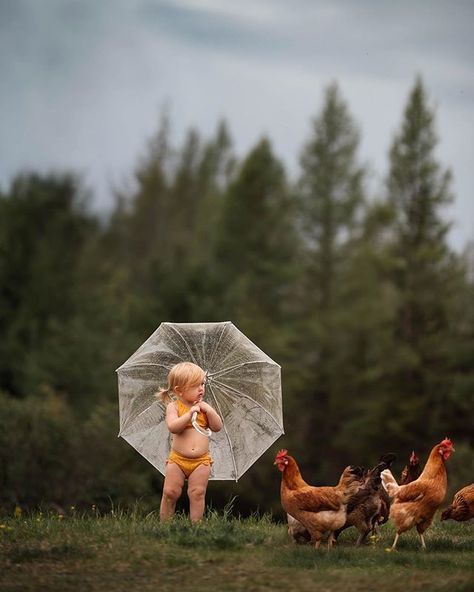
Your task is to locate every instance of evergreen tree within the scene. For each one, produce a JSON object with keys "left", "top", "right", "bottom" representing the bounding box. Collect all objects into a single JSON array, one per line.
[
  {"left": 0, "top": 172, "right": 100, "bottom": 401},
  {"left": 378, "top": 77, "right": 465, "bottom": 448},
  {"left": 326, "top": 200, "right": 400, "bottom": 462},
  {"left": 214, "top": 137, "right": 298, "bottom": 355},
  {"left": 103, "top": 118, "right": 235, "bottom": 332},
  {"left": 209, "top": 137, "right": 299, "bottom": 511},
  {"left": 299, "top": 83, "right": 364, "bottom": 308},
  {"left": 294, "top": 83, "right": 365, "bottom": 477}
]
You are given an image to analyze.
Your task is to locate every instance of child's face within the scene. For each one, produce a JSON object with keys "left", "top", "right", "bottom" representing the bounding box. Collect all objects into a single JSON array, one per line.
[{"left": 179, "top": 377, "right": 206, "bottom": 405}]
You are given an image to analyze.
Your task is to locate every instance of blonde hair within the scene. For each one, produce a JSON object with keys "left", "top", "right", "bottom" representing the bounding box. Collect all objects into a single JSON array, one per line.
[{"left": 156, "top": 362, "right": 205, "bottom": 404}]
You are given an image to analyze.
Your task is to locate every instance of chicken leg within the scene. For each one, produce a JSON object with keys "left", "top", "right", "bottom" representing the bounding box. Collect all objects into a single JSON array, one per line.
[
  {"left": 419, "top": 533, "right": 426, "bottom": 550},
  {"left": 391, "top": 533, "right": 399, "bottom": 550}
]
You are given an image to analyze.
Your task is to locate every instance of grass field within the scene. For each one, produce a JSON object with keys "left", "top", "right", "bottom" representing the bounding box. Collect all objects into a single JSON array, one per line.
[{"left": 1, "top": 507, "right": 473, "bottom": 592}]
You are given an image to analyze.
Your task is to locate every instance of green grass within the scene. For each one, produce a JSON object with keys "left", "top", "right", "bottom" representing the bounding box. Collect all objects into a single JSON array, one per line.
[{"left": 1, "top": 507, "right": 473, "bottom": 592}]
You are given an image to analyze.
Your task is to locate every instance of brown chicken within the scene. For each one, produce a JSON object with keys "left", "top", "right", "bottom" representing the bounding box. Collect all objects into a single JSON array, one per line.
[
  {"left": 400, "top": 451, "right": 421, "bottom": 485},
  {"left": 381, "top": 438, "right": 455, "bottom": 550},
  {"left": 286, "top": 466, "right": 367, "bottom": 545},
  {"left": 274, "top": 449, "right": 362, "bottom": 549},
  {"left": 334, "top": 452, "right": 398, "bottom": 545},
  {"left": 441, "top": 484, "right": 474, "bottom": 522}
]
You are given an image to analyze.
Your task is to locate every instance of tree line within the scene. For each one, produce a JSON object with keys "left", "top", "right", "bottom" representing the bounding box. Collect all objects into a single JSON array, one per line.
[{"left": 0, "top": 77, "right": 473, "bottom": 515}]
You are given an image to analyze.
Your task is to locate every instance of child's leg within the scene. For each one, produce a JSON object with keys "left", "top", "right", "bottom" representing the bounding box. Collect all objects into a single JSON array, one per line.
[
  {"left": 160, "top": 463, "right": 185, "bottom": 521},
  {"left": 187, "top": 463, "right": 211, "bottom": 523}
]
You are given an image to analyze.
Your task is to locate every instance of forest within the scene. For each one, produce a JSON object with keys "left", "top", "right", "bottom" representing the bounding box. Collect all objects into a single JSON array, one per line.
[{"left": 1, "top": 78, "right": 473, "bottom": 517}]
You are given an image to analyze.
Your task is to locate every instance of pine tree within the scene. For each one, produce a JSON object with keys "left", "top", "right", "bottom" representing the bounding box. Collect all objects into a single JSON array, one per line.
[
  {"left": 214, "top": 137, "right": 298, "bottom": 355},
  {"left": 104, "top": 117, "right": 235, "bottom": 329},
  {"left": 381, "top": 76, "right": 463, "bottom": 446},
  {"left": 299, "top": 83, "right": 364, "bottom": 309},
  {"left": 0, "top": 172, "right": 99, "bottom": 399},
  {"left": 294, "top": 83, "right": 365, "bottom": 477}
]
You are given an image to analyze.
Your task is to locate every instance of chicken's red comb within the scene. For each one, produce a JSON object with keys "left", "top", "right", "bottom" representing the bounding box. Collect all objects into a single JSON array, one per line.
[
  {"left": 410, "top": 450, "right": 418, "bottom": 462},
  {"left": 440, "top": 438, "right": 453, "bottom": 447},
  {"left": 275, "top": 449, "right": 288, "bottom": 459}
]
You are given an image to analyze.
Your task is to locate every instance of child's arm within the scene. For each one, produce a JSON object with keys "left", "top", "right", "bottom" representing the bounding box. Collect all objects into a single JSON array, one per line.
[
  {"left": 199, "top": 402, "right": 223, "bottom": 433},
  {"left": 165, "top": 402, "right": 200, "bottom": 434}
]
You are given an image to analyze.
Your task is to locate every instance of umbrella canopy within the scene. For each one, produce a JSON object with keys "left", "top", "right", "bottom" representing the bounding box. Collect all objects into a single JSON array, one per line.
[{"left": 116, "top": 321, "right": 284, "bottom": 481}]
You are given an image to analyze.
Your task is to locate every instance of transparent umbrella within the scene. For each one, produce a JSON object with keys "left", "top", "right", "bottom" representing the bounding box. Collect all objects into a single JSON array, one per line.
[{"left": 116, "top": 321, "right": 284, "bottom": 480}]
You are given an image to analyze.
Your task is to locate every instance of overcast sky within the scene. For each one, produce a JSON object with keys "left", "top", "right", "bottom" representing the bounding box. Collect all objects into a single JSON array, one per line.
[{"left": 1, "top": 0, "right": 473, "bottom": 250}]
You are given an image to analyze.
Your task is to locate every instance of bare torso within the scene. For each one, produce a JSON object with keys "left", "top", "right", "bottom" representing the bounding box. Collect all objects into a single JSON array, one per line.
[
  {"left": 171, "top": 428, "right": 209, "bottom": 458},
  {"left": 170, "top": 399, "right": 210, "bottom": 457}
]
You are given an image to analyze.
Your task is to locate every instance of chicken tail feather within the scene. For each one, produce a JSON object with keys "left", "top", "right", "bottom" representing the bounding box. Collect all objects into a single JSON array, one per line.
[{"left": 381, "top": 469, "right": 399, "bottom": 498}]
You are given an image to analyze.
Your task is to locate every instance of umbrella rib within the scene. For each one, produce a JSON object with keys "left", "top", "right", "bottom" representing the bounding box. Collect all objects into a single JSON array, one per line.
[
  {"left": 117, "top": 362, "right": 174, "bottom": 371},
  {"left": 212, "top": 378, "right": 283, "bottom": 431},
  {"left": 210, "top": 360, "right": 280, "bottom": 380},
  {"left": 165, "top": 324, "right": 199, "bottom": 364},
  {"left": 119, "top": 399, "right": 162, "bottom": 436},
  {"left": 207, "top": 322, "right": 231, "bottom": 371},
  {"left": 207, "top": 383, "right": 239, "bottom": 481}
]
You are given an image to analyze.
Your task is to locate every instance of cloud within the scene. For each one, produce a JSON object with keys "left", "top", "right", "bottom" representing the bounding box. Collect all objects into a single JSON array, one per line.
[{"left": 0, "top": 0, "right": 472, "bottom": 249}]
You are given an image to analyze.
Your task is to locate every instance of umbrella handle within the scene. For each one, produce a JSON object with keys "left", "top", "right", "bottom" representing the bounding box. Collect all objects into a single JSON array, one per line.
[{"left": 191, "top": 412, "right": 212, "bottom": 437}]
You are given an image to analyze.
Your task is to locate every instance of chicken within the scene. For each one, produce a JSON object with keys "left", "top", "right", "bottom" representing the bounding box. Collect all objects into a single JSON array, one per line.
[
  {"left": 334, "top": 452, "right": 398, "bottom": 545},
  {"left": 374, "top": 450, "right": 416, "bottom": 533},
  {"left": 400, "top": 451, "right": 421, "bottom": 485},
  {"left": 274, "top": 449, "right": 362, "bottom": 549},
  {"left": 285, "top": 466, "right": 367, "bottom": 545},
  {"left": 377, "top": 485, "right": 391, "bottom": 533},
  {"left": 371, "top": 453, "right": 398, "bottom": 533},
  {"left": 441, "top": 484, "right": 474, "bottom": 522},
  {"left": 381, "top": 438, "right": 455, "bottom": 550}
]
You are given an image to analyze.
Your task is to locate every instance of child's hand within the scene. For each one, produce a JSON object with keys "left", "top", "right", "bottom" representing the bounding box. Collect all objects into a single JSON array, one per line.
[
  {"left": 199, "top": 401, "right": 213, "bottom": 414},
  {"left": 189, "top": 404, "right": 201, "bottom": 416}
]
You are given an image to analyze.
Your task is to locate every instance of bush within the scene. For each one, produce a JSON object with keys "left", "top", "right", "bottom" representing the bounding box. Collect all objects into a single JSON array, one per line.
[{"left": 0, "top": 391, "right": 154, "bottom": 512}]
